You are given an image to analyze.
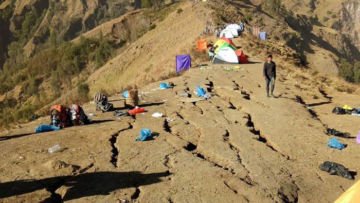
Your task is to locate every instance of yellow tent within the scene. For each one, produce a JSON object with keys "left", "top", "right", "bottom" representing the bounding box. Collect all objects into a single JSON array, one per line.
[{"left": 335, "top": 180, "right": 360, "bottom": 203}]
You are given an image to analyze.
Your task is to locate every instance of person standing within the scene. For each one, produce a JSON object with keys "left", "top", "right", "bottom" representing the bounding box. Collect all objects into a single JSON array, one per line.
[{"left": 263, "top": 55, "right": 276, "bottom": 97}]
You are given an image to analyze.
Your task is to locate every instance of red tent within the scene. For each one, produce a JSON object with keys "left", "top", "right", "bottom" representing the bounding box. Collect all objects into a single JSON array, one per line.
[{"left": 235, "top": 50, "right": 248, "bottom": 64}]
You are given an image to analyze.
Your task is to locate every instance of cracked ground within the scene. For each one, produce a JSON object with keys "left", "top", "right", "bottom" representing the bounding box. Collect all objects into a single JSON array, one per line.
[{"left": 1, "top": 60, "right": 360, "bottom": 203}]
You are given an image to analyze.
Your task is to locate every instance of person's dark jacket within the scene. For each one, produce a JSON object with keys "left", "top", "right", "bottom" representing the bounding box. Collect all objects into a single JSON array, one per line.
[{"left": 263, "top": 61, "right": 276, "bottom": 80}]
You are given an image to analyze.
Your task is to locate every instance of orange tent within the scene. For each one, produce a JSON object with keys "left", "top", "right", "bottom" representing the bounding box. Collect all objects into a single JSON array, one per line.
[
  {"left": 235, "top": 50, "right": 248, "bottom": 64},
  {"left": 221, "top": 37, "right": 235, "bottom": 47},
  {"left": 196, "top": 39, "right": 208, "bottom": 52},
  {"left": 335, "top": 180, "right": 360, "bottom": 203}
]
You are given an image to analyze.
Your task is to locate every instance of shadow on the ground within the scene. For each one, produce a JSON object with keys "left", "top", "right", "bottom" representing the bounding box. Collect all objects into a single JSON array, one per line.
[
  {"left": 0, "top": 171, "right": 170, "bottom": 201},
  {"left": 90, "top": 119, "right": 115, "bottom": 124}
]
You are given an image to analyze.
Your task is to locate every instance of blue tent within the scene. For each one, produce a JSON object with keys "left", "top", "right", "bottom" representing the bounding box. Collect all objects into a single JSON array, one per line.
[{"left": 176, "top": 55, "right": 191, "bottom": 73}]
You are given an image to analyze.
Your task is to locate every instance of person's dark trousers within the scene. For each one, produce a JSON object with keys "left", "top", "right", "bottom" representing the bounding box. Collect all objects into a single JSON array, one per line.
[{"left": 265, "top": 76, "right": 275, "bottom": 97}]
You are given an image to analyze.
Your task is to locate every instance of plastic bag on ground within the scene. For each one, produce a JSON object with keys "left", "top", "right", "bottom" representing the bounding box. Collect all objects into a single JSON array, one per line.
[
  {"left": 152, "top": 112, "right": 164, "bottom": 118},
  {"left": 328, "top": 137, "right": 346, "bottom": 150},
  {"left": 136, "top": 128, "right": 153, "bottom": 141}
]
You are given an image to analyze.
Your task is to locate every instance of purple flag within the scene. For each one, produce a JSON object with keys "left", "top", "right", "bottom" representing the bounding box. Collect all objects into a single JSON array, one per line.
[{"left": 176, "top": 55, "right": 191, "bottom": 73}]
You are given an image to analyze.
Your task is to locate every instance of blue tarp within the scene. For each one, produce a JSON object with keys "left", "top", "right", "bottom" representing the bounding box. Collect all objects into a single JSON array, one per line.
[
  {"left": 328, "top": 137, "right": 346, "bottom": 150},
  {"left": 35, "top": 124, "right": 61, "bottom": 133},
  {"left": 176, "top": 55, "right": 191, "bottom": 73},
  {"left": 259, "top": 32, "right": 267, "bottom": 40}
]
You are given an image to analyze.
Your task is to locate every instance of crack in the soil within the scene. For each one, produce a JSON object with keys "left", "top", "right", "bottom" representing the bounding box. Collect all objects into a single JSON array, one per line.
[
  {"left": 228, "top": 102, "right": 237, "bottom": 110},
  {"left": 192, "top": 102, "right": 204, "bottom": 115},
  {"left": 232, "top": 80, "right": 240, "bottom": 91},
  {"left": 245, "top": 114, "right": 290, "bottom": 160},
  {"left": 318, "top": 88, "right": 332, "bottom": 102},
  {"left": 205, "top": 80, "right": 214, "bottom": 93},
  {"left": 163, "top": 119, "right": 172, "bottom": 133},
  {"left": 241, "top": 90, "right": 251, "bottom": 100},
  {"left": 131, "top": 187, "right": 141, "bottom": 201},
  {"left": 109, "top": 124, "right": 133, "bottom": 167},
  {"left": 224, "top": 181, "right": 238, "bottom": 194},
  {"left": 295, "top": 95, "right": 320, "bottom": 120}
]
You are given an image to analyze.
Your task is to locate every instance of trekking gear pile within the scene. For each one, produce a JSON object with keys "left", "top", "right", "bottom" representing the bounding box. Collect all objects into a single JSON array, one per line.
[
  {"left": 326, "top": 128, "right": 352, "bottom": 138},
  {"left": 332, "top": 105, "right": 360, "bottom": 115},
  {"left": 49, "top": 104, "right": 90, "bottom": 129},
  {"left": 319, "top": 161, "right": 354, "bottom": 180},
  {"left": 94, "top": 92, "right": 114, "bottom": 112}
]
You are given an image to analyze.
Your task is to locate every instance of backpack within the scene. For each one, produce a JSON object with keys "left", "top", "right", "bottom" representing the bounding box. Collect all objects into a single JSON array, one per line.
[
  {"left": 332, "top": 107, "right": 347, "bottom": 115},
  {"left": 94, "top": 92, "right": 113, "bottom": 112},
  {"left": 50, "top": 105, "right": 70, "bottom": 128},
  {"left": 69, "top": 104, "right": 90, "bottom": 125}
]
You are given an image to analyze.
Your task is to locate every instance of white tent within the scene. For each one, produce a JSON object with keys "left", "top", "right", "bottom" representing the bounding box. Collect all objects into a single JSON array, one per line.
[
  {"left": 226, "top": 24, "right": 241, "bottom": 37},
  {"left": 219, "top": 29, "right": 235, "bottom": 39},
  {"left": 213, "top": 47, "right": 239, "bottom": 64}
]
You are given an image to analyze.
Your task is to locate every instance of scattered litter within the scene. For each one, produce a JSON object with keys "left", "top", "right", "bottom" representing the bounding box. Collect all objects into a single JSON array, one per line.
[
  {"left": 88, "top": 113, "right": 95, "bottom": 117},
  {"left": 159, "top": 82, "right": 174, "bottom": 90},
  {"left": 48, "top": 144, "right": 62, "bottom": 154},
  {"left": 35, "top": 124, "right": 61, "bottom": 133},
  {"left": 357, "top": 132, "right": 360, "bottom": 144},
  {"left": 326, "top": 128, "right": 352, "bottom": 138},
  {"left": 328, "top": 137, "right": 346, "bottom": 150},
  {"left": 122, "top": 90, "right": 129, "bottom": 98},
  {"left": 195, "top": 86, "right": 211, "bottom": 99},
  {"left": 152, "top": 112, "right": 164, "bottom": 118},
  {"left": 223, "top": 66, "right": 242, "bottom": 72},
  {"left": 128, "top": 107, "right": 146, "bottom": 116},
  {"left": 319, "top": 161, "right": 355, "bottom": 180},
  {"left": 114, "top": 110, "right": 129, "bottom": 117},
  {"left": 136, "top": 128, "right": 153, "bottom": 141}
]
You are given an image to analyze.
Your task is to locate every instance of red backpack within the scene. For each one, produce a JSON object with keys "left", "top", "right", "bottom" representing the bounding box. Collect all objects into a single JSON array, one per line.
[{"left": 50, "top": 105, "right": 70, "bottom": 128}]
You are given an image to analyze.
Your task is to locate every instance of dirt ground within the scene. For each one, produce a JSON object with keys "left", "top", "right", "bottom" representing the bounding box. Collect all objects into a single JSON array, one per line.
[{"left": 1, "top": 56, "right": 360, "bottom": 202}]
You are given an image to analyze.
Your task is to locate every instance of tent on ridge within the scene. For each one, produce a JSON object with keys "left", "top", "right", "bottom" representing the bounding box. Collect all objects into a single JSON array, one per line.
[
  {"left": 235, "top": 50, "right": 248, "bottom": 64},
  {"left": 214, "top": 39, "right": 236, "bottom": 53},
  {"left": 196, "top": 38, "right": 208, "bottom": 52},
  {"left": 225, "top": 24, "right": 241, "bottom": 37},
  {"left": 213, "top": 46, "right": 239, "bottom": 64},
  {"left": 220, "top": 37, "right": 235, "bottom": 47},
  {"left": 219, "top": 29, "right": 235, "bottom": 39}
]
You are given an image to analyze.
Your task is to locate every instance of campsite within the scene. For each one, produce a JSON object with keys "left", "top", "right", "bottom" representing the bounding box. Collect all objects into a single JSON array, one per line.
[{"left": 1, "top": 0, "right": 360, "bottom": 202}]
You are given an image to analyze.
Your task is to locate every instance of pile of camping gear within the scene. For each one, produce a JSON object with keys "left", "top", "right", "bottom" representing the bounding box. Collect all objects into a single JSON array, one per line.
[
  {"left": 332, "top": 105, "right": 360, "bottom": 116},
  {"left": 36, "top": 104, "right": 90, "bottom": 133}
]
